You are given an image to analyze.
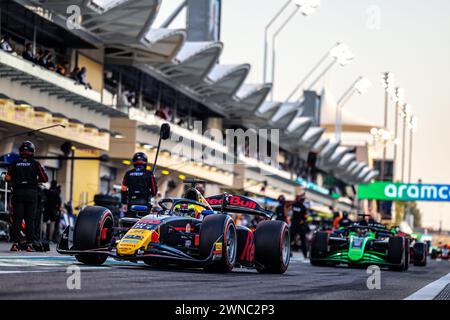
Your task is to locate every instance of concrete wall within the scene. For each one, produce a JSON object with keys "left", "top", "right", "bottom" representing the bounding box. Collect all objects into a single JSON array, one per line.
[
  {"left": 72, "top": 149, "right": 100, "bottom": 209},
  {"left": 109, "top": 118, "right": 138, "bottom": 159}
]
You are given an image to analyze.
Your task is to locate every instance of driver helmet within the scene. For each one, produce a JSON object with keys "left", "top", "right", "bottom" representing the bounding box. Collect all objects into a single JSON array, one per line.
[
  {"left": 174, "top": 203, "right": 196, "bottom": 218},
  {"left": 132, "top": 152, "right": 148, "bottom": 168},
  {"left": 184, "top": 188, "right": 199, "bottom": 202}
]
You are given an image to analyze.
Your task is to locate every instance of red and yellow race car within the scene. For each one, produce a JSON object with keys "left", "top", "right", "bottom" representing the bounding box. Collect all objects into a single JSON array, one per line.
[{"left": 57, "top": 189, "right": 290, "bottom": 274}]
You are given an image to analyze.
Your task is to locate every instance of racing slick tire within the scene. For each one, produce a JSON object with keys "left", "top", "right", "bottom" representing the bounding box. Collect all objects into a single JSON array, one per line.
[
  {"left": 310, "top": 231, "right": 329, "bottom": 266},
  {"left": 430, "top": 249, "right": 438, "bottom": 259},
  {"left": 403, "top": 238, "right": 410, "bottom": 271},
  {"left": 73, "top": 206, "right": 114, "bottom": 265},
  {"left": 200, "top": 214, "right": 237, "bottom": 273},
  {"left": 412, "top": 242, "right": 427, "bottom": 267},
  {"left": 388, "top": 236, "right": 407, "bottom": 271},
  {"left": 254, "top": 220, "right": 290, "bottom": 274},
  {"left": 93, "top": 194, "right": 120, "bottom": 206}
]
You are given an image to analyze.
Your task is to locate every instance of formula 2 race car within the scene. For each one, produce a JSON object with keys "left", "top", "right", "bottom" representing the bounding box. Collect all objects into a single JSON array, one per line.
[
  {"left": 390, "top": 227, "right": 427, "bottom": 267},
  {"left": 310, "top": 215, "right": 410, "bottom": 271},
  {"left": 431, "top": 244, "right": 450, "bottom": 260},
  {"left": 57, "top": 188, "right": 290, "bottom": 274}
]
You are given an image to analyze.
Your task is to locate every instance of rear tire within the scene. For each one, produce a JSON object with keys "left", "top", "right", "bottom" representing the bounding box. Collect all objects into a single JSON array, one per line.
[
  {"left": 403, "top": 238, "right": 410, "bottom": 271},
  {"left": 93, "top": 194, "right": 120, "bottom": 206},
  {"left": 430, "top": 249, "right": 438, "bottom": 259},
  {"left": 200, "top": 214, "right": 237, "bottom": 273},
  {"left": 388, "top": 236, "right": 406, "bottom": 271},
  {"left": 413, "top": 242, "right": 427, "bottom": 266},
  {"left": 73, "top": 206, "right": 113, "bottom": 265},
  {"left": 310, "top": 231, "right": 329, "bottom": 266},
  {"left": 255, "top": 220, "right": 290, "bottom": 274}
]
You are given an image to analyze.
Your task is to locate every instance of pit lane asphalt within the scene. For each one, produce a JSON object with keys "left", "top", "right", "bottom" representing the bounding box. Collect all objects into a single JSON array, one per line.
[{"left": 0, "top": 244, "right": 449, "bottom": 300}]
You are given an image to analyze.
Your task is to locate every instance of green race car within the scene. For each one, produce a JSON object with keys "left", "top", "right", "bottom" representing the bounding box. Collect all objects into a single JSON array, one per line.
[{"left": 310, "top": 216, "right": 410, "bottom": 272}]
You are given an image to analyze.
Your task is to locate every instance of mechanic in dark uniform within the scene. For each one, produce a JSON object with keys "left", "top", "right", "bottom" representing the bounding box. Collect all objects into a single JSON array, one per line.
[
  {"left": 43, "top": 180, "right": 62, "bottom": 242},
  {"left": 5, "top": 141, "right": 48, "bottom": 252},
  {"left": 290, "top": 193, "right": 310, "bottom": 258},
  {"left": 275, "top": 195, "right": 287, "bottom": 222},
  {"left": 121, "top": 152, "right": 157, "bottom": 218}
]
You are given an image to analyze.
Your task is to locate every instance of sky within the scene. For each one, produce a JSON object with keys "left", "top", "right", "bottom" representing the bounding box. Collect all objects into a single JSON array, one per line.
[{"left": 155, "top": 0, "right": 450, "bottom": 231}]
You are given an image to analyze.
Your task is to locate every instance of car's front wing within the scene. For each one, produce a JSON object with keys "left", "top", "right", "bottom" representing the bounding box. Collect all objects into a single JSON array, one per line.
[{"left": 314, "top": 249, "right": 398, "bottom": 267}]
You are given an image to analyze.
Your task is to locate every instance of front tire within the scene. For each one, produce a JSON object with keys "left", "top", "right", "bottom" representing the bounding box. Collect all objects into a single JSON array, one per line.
[
  {"left": 73, "top": 206, "right": 114, "bottom": 265},
  {"left": 412, "top": 242, "right": 427, "bottom": 266},
  {"left": 310, "top": 231, "right": 329, "bottom": 266},
  {"left": 255, "top": 220, "right": 290, "bottom": 274},
  {"left": 430, "top": 249, "right": 438, "bottom": 259},
  {"left": 200, "top": 214, "right": 237, "bottom": 273},
  {"left": 403, "top": 238, "right": 410, "bottom": 271},
  {"left": 388, "top": 236, "right": 407, "bottom": 271}
]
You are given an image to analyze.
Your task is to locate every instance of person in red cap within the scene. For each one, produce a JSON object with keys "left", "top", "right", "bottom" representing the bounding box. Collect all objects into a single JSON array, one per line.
[{"left": 6, "top": 141, "right": 48, "bottom": 251}]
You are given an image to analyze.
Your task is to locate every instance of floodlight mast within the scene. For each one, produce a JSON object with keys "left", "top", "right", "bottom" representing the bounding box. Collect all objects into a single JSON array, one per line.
[
  {"left": 263, "top": 0, "right": 292, "bottom": 83},
  {"left": 380, "top": 71, "right": 395, "bottom": 180},
  {"left": 262, "top": 0, "right": 321, "bottom": 100},
  {"left": 401, "top": 103, "right": 412, "bottom": 182},
  {"left": 335, "top": 77, "right": 371, "bottom": 141},
  {"left": 284, "top": 42, "right": 340, "bottom": 103},
  {"left": 306, "top": 43, "right": 355, "bottom": 92},
  {"left": 392, "top": 87, "right": 404, "bottom": 180},
  {"left": 408, "top": 116, "right": 418, "bottom": 183}
]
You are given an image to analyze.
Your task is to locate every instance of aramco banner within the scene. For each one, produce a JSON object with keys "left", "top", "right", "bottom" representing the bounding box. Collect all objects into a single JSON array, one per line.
[{"left": 358, "top": 182, "right": 450, "bottom": 202}]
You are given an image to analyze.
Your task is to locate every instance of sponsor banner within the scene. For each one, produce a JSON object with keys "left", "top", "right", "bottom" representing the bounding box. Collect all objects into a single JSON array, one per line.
[
  {"left": 358, "top": 182, "right": 450, "bottom": 202},
  {"left": 295, "top": 177, "right": 341, "bottom": 199}
]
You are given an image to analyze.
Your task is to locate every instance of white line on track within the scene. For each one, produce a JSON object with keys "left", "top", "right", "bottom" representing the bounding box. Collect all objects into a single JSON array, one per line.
[
  {"left": 0, "top": 266, "right": 107, "bottom": 274},
  {"left": 404, "top": 272, "right": 450, "bottom": 300},
  {"left": 0, "top": 255, "right": 148, "bottom": 272}
]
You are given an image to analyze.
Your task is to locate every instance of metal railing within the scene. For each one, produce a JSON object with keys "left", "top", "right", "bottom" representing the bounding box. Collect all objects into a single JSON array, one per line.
[{"left": 0, "top": 181, "right": 10, "bottom": 215}]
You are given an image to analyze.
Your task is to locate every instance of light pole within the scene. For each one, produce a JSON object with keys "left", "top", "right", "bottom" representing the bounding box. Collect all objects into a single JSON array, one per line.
[
  {"left": 269, "top": 0, "right": 321, "bottom": 100},
  {"left": 270, "top": 5, "right": 300, "bottom": 101},
  {"left": 263, "top": 0, "right": 292, "bottom": 83},
  {"left": 401, "top": 103, "right": 412, "bottom": 182},
  {"left": 408, "top": 115, "right": 418, "bottom": 183},
  {"left": 380, "top": 72, "right": 395, "bottom": 180},
  {"left": 392, "top": 87, "right": 404, "bottom": 181},
  {"left": 335, "top": 76, "right": 371, "bottom": 141},
  {"left": 306, "top": 43, "right": 354, "bottom": 92},
  {"left": 285, "top": 42, "right": 341, "bottom": 102},
  {"left": 370, "top": 128, "right": 394, "bottom": 150}
]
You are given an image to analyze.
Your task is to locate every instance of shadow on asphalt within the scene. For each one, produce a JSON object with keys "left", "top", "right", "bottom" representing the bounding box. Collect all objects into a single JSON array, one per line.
[{"left": 73, "top": 259, "right": 298, "bottom": 277}]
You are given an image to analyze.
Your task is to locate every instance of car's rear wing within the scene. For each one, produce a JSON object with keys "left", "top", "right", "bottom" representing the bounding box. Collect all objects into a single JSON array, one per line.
[{"left": 205, "top": 194, "right": 273, "bottom": 219}]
